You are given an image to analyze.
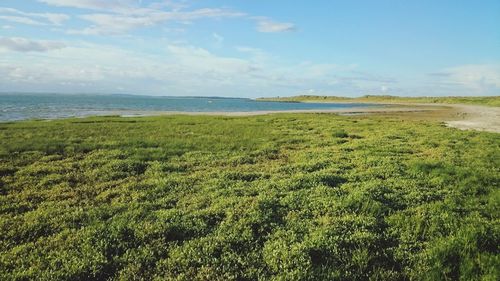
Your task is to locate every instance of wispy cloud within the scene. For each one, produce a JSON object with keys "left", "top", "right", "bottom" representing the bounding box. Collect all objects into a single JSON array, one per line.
[
  {"left": 255, "top": 18, "right": 296, "bottom": 33},
  {"left": 429, "top": 64, "right": 500, "bottom": 95},
  {"left": 0, "top": 42, "right": 261, "bottom": 94},
  {"left": 0, "top": 7, "right": 69, "bottom": 26},
  {"left": 36, "top": 0, "right": 136, "bottom": 12},
  {"left": 0, "top": 15, "right": 44, "bottom": 25},
  {"left": 67, "top": 8, "right": 245, "bottom": 35},
  {"left": 236, "top": 46, "right": 270, "bottom": 63},
  {"left": 0, "top": 40, "right": 395, "bottom": 96},
  {"left": 35, "top": 0, "right": 295, "bottom": 35},
  {"left": 0, "top": 37, "right": 66, "bottom": 52}
]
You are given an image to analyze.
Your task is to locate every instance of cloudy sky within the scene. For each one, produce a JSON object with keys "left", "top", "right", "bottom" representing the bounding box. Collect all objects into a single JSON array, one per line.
[{"left": 0, "top": 0, "right": 499, "bottom": 97}]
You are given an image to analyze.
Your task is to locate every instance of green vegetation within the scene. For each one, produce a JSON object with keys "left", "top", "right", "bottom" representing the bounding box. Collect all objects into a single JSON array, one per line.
[
  {"left": 257, "top": 95, "right": 500, "bottom": 107},
  {"left": 1, "top": 113, "right": 499, "bottom": 280}
]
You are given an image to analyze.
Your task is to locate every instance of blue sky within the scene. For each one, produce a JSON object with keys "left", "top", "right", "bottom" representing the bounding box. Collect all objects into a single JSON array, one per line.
[{"left": 0, "top": 0, "right": 499, "bottom": 97}]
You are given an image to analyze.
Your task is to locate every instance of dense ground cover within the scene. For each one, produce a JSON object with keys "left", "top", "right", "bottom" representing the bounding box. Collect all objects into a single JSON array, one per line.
[
  {"left": 257, "top": 95, "right": 500, "bottom": 106},
  {"left": 0, "top": 113, "right": 499, "bottom": 280}
]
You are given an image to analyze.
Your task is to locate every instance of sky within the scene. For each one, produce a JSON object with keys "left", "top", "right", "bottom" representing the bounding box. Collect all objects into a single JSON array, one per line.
[{"left": 0, "top": 0, "right": 499, "bottom": 97}]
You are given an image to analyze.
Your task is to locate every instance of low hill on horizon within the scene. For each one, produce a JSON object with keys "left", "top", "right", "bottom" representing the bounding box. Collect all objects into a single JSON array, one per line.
[{"left": 257, "top": 95, "right": 500, "bottom": 106}]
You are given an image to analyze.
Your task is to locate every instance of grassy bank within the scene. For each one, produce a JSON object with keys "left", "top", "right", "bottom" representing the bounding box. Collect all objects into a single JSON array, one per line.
[
  {"left": 257, "top": 95, "right": 500, "bottom": 107},
  {"left": 1, "top": 114, "right": 499, "bottom": 280}
]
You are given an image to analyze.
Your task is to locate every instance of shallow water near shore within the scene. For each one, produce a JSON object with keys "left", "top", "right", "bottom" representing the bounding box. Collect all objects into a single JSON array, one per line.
[{"left": 0, "top": 93, "right": 380, "bottom": 121}]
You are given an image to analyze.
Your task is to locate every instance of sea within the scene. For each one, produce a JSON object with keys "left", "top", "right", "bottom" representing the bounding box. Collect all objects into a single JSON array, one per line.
[{"left": 0, "top": 93, "right": 378, "bottom": 121}]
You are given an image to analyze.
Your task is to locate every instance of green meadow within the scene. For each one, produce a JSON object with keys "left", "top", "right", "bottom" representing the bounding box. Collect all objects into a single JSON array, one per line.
[
  {"left": 257, "top": 95, "right": 500, "bottom": 107},
  {"left": 0, "top": 113, "right": 499, "bottom": 280}
]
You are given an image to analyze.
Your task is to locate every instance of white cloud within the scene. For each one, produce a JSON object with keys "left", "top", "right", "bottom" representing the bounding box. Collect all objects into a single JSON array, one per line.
[
  {"left": 67, "top": 8, "right": 245, "bottom": 35},
  {"left": 36, "top": 0, "right": 295, "bottom": 35},
  {"left": 0, "top": 7, "right": 69, "bottom": 25},
  {"left": 36, "top": 0, "right": 136, "bottom": 12},
  {"left": 445, "top": 65, "right": 500, "bottom": 88},
  {"left": 0, "top": 37, "right": 66, "bottom": 52},
  {"left": 256, "top": 19, "right": 296, "bottom": 33},
  {"left": 69, "top": 13, "right": 155, "bottom": 35},
  {"left": 430, "top": 64, "right": 500, "bottom": 95},
  {"left": 0, "top": 41, "right": 351, "bottom": 96},
  {"left": 0, "top": 42, "right": 256, "bottom": 95},
  {"left": 236, "top": 46, "right": 269, "bottom": 63},
  {"left": 0, "top": 15, "right": 43, "bottom": 25},
  {"left": 298, "top": 62, "right": 340, "bottom": 77}
]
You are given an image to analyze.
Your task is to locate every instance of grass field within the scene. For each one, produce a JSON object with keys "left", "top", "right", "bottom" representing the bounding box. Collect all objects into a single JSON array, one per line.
[
  {"left": 1, "top": 113, "right": 499, "bottom": 280},
  {"left": 257, "top": 95, "right": 500, "bottom": 107}
]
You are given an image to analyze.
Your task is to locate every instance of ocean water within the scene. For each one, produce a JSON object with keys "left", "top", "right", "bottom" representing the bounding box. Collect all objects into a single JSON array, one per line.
[{"left": 0, "top": 94, "right": 378, "bottom": 121}]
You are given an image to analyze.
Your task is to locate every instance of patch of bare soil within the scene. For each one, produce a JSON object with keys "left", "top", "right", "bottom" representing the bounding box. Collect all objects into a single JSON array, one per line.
[{"left": 444, "top": 105, "right": 500, "bottom": 133}]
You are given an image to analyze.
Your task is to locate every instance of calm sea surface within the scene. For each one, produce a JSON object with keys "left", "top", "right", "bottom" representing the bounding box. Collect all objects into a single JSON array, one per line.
[{"left": 0, "top": 94, "right": 379, "bottom": 121}]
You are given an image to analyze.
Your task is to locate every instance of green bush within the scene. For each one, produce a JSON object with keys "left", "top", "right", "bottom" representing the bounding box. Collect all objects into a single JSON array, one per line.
[{"left": 332, "top": 129, "right": 349, "bottom": 138}]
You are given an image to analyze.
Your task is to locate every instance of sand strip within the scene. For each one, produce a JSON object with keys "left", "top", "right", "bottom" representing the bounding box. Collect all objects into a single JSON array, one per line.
[
  {"left": 127, "top": 103, "right": 499, "bottom": 133},
  {"left": 442, "top": 104, "right": 500, "bottom": 133},
  {"left": 118, "top": 104, "right": 437, "bottom": 117}
]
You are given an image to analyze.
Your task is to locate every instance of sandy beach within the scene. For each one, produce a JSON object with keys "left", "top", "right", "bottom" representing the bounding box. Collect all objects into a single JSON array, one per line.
[
  {"left": 121, "top": 104, "right": 433, "bottom": 116},
  {"left": 120, "top": 103, "right": 499, "bottom": 133},
  {"left": 442, "top": 104, "right": 500, "bottom": 133}
]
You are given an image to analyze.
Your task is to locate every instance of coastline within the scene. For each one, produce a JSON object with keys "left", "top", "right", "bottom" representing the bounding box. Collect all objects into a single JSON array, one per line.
[
  {"left": 2, "top": 102, "right": 498, "bottom": 133},
  {"left": 124, "top": 102, "right": 499, "bottom": 133},
  {"left": 117, "top": 104, "right": 437, "bottom": 116}
]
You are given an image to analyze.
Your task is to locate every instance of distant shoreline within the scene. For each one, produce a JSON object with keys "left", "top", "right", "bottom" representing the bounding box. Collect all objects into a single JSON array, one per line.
[
  {"left": 256, "top": 95, "right": 500, "bottom": 107},
  {"left": 0, "top": 104, "right": 431, "bottom": 120},
  {"left": 1, "top": 94, "right": 498, "bottom": 133},
  {"left": 120, "top": 103, "right": 499, "bottom": 133},
  {"left": 115, "top": 104, "right": 436, "bottom": 116},
  {"left": 61, "top": 103, "right": 500, "bottom": 133}
]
